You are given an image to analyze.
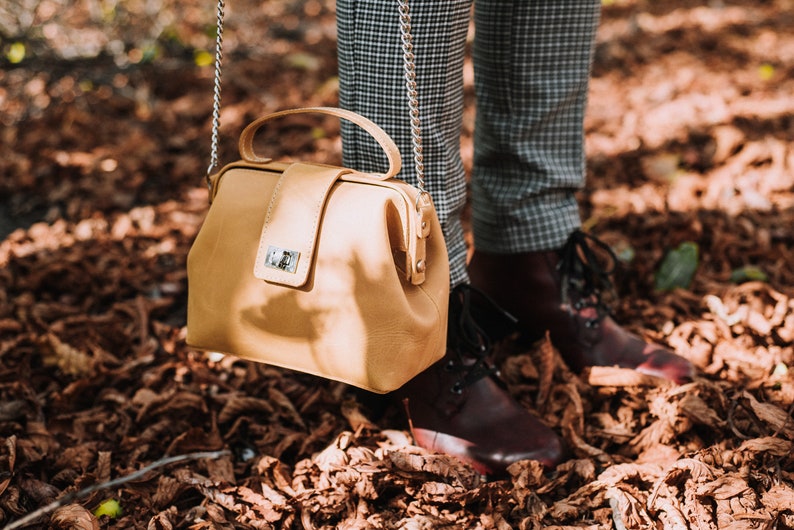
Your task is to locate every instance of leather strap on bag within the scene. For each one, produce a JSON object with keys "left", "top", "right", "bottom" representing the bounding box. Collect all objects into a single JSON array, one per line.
[{"left": 252, "top": 163, "right": 351, "bottom": 287}]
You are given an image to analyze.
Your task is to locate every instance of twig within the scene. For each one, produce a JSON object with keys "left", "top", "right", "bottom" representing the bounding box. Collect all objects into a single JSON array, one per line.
[{"left": 2, "top": 449, "right": 231, "bottom": 530}]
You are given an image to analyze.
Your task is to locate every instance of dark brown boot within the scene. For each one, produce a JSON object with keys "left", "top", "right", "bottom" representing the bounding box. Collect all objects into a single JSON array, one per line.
[
  {"left": 468, "top": 230, "right": 695, "bottom": 384},
  {"left": 394, "top": 284, "right": 564, "bottom": 476}
]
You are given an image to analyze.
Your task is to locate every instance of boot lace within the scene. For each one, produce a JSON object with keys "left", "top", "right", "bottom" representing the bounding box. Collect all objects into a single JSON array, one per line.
[
  {"left": 557, "top": 229, "right": 619, "bottom": 329},
  {"left": 445, "top": 284, "right": 513, "bottom": 394}
]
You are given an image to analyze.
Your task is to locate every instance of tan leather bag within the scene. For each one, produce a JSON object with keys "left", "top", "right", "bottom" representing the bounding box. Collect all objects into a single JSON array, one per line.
[{"left": 186, "top": 107, "right": 450, "bottom": 393}]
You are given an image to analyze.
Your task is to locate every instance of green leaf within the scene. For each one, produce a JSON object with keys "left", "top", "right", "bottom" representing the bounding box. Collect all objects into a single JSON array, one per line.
[
  {"left": 655, "top": 241, "right": 699, "bottom": 292},
  {"left": 140, "top": 43, "right": 160, "bottom": 64},
  {"left": 7, "top": 42, "right": 25, "bottom": 64},
  {"left": 729, "top": 265, "right": 768, "bottom": 284},
  {"left": 194, "top": 50, "right": 214, "bottom": 67},
  {"left": 94, "top": 498, "right": 122, "bottom": 518},
  {"left": 758, "top": 63, "right": 775, "bottom": 81},
  {"left": 285, "top": 52, "right": 321, "bottom": 71}
]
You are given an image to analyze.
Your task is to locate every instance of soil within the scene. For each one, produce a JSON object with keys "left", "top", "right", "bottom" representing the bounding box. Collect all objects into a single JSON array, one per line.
[{"left": 2, "top": 0, "right": 794, "bottom": 528}]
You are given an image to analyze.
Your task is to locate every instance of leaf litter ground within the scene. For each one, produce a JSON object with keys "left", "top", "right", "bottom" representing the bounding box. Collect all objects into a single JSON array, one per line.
[{"left": 2, "top": 0, "right": 794, "bottom": 528}]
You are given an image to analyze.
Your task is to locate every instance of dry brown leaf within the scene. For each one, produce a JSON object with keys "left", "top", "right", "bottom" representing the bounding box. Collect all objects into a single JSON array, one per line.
[
  {"left": 237, "top": 485, "right": 287, "bottom": 523},
  {"left": 739, "top": 391, "right": 794, "bottom": 439},
  {"left": 255, "top": 455, "right": 298, "bottom": 497},
  {"left": 152, "top": 476, "right": 184, "bottom": 508},
  {"left": 695, "top": 474, "right": 753, "bottom": 501},
  {"left": 587, "top": 366, "right": 668, "bottom": 387},
  {"left": 630, "top": 419, "right": 677, "bottom": 453},
  {"left": 536, "top": 332, "right": 557, "bottom": 408},
  {"left": 545, "top": 526, "right": 604, "bottom": 530},
  {"left": 641, "top": 152, "right": 681, "bottom": 183},
  {"left": 166, "top": 426, "right": 224, "bottom": 455},
  {"left": 312, "top": 431, "right": 353, "bottom": 472},
  {"left": 50, "top": 504, "right": 100, "bottom": 530},
  {"left": 508, "top": 459, "right": 547, "bottom": 490},
  {"left": 204, "top": 453, "right": 235, "bottom": 485},
  {"left": 736, "top": 436, "right": 793, "bottom": 458},
  {"left": 387, "top": 449, "right": 482, "bottom": 488},
  {"left": 137, "top": 390, "right": 209, "bottom": 421},
  {"left": 554, "top": 382, "right": 586, "bottom": 440},
  {"left": 95, "top": 451, "right": 111, "bottom": 483},
  {"left": 563, "top": 424, "right": 610, "bottom": 462},
  {"left": 666, "top": 458, "right": 718, "bottom": 483},
  {"left": 679, "top": 392, "right": 725, "bottom": 429},
  {"left": 420, "top": 481, "right": 459, "bottom": 501},
  {"left": 147, "top": 506, "right": 178, "bottom": 529},
  {"left": 761, "top": 483, "right": 794, "bottom": 513},
  {"left": 0, "top": 436, "right": 16, "bottom": 497},
  {"left": 130, "top": 387, "right": 159, "bottom": 408},
  {"left": 536, "top": 459, "right": 596, "bottom": 498},
  {"left": 648, "top": 494, "right": 689, "bottom": 529},
  {"left": 605, "top": 486, "right": 653, "bottom": 530},
  {"left": 635, "top": 442, "right": 682, "bottom": 466},
  {"left": 502, "top": 351, "right": 540, "bottom": 381},
  {"left": 393, "top": 516, "right": 439, "bottom": 530},
  {"left": 340, "top": 398, "right": 379, "bottom": 432},
  {"left": 217, "top": 394, "right": 275, "bottom": 424},
  {"left": 43, "top": 333, "right": 95, "bottom": 377},
  {"left": 268, "top": 386, "right": 306, "bottom": 429},
  {"left": 548, "top": 482, "right": 606, "bottom": 521}
]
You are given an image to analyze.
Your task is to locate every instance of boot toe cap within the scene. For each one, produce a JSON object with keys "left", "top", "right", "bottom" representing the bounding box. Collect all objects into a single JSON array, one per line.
[
  {"left": 635, "top": 346, "right": 696, "bottom": 384},
  {"left": 413, "top": 422, "right": 565, "bottom": 477},
  {"left": 473, "top": 433, "right": 565, "bottom": 473}
]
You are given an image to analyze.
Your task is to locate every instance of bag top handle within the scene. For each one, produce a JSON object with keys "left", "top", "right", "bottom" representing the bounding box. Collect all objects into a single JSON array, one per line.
[{"left": 238, "top": 107, "right": 402, "bottom": 181}]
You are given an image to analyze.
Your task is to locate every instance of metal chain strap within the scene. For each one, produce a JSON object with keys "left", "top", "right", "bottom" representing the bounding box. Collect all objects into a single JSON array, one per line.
[
  {"left": 397, "top": 0, "right": 426, "bottom": 192},
  {"left": 207, "top": 0, "right": 425, "bottom": 193},
  {"left": 206, "top": 0, "right": 225, "bottom": 185}
]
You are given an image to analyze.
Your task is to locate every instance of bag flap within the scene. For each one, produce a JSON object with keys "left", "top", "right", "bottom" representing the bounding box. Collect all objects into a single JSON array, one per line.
[{"left": 253, "top": 163, "right": 351, "bottom": 287}]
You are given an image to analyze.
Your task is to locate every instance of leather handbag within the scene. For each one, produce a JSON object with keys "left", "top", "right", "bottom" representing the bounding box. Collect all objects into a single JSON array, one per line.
[
  {"left": 186, "top": 108, "right": 449, "bottom": 393},
  {"left": 185, "top": 0, "right": 449, "bottom": 393}
]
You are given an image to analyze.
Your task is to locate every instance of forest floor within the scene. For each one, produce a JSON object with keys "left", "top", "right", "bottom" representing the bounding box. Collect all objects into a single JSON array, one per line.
[{"left": 2, "top": 0, "right": 794, "bottom": 528}]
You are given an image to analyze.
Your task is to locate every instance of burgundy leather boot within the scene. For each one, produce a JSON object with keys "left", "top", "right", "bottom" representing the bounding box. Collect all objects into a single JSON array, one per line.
[
  {"left": 468, "top": 230, "right": 695, "bottom": 384},
  {"left": 393, "top": 285, "right": 564, "bottom": 476}
]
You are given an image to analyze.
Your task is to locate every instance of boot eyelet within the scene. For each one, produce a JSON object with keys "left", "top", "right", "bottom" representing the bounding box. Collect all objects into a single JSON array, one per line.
[
  {"left": 585, "top": 318, "right": 600, "bottom": 329},
  {"left": 444, "top": 360, "right": 456, "bottom": 372},
  {"left": 451, "top": 382, "right": 464, "bottom": 395}
]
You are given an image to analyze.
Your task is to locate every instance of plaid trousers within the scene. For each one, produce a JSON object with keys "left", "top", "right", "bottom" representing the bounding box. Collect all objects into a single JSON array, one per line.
[{"left": 337, "top": 0, "right": 601, "bottom": 286}]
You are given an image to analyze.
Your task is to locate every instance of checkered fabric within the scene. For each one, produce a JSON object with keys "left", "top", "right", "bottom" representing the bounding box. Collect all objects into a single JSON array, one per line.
[{"left": 336, "top": 0, "right": 601, "bottom": 286}]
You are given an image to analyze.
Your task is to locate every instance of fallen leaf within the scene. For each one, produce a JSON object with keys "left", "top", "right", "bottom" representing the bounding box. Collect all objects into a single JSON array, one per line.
[{"left": 51, "top": 504, "right": 100, "bottom": 530}]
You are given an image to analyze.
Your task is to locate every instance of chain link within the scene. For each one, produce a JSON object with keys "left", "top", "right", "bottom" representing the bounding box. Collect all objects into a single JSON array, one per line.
[
  {"left": 397, "top": 0, "right": 426, "bottom": 192},
  {"left": 206, "top": 0, "right": 225, "bottom": 186}
]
